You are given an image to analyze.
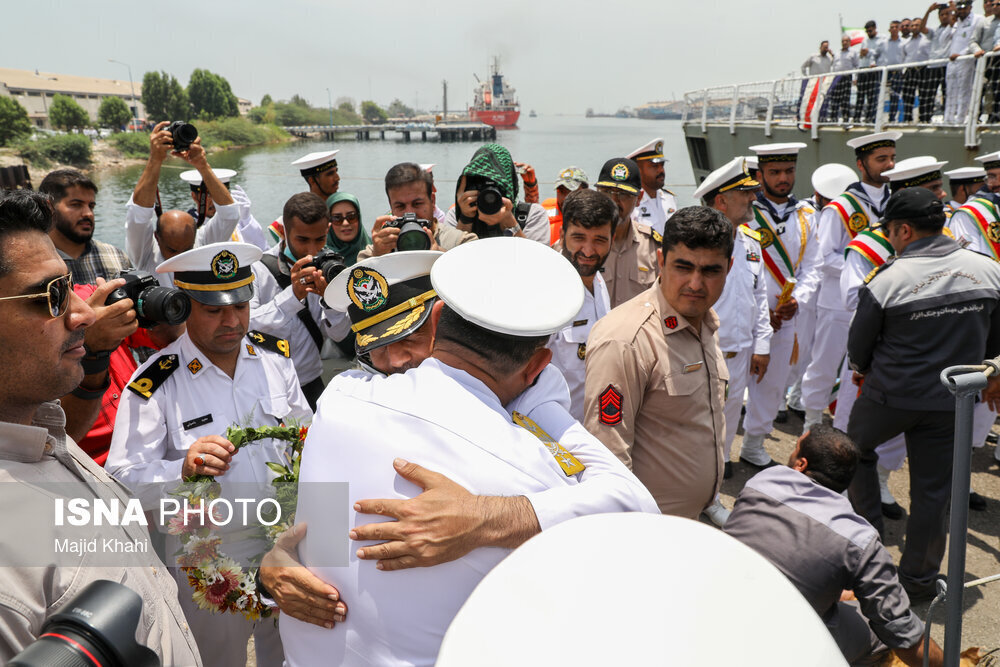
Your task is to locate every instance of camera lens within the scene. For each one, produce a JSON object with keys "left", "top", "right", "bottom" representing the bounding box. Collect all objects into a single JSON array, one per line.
[
  {"left": 396, "top": 222, "right": 432, "bottom": 251},
  {"left": 322, "top": 259, "right": 347, "bottom": 282},
  {"left": 477, "top": 185, "right": 503, "bottom": 216},
  {"left": 137, "top": 287, "right": 191, "bottom": 326},
  {"left": 168, "top": 121, "right": 198, "bottom": 151}
]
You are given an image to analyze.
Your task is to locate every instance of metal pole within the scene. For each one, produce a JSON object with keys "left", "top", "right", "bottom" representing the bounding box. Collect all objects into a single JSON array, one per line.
[
  {"left": 939, "top": 366, "right": 989, "bottom": 667},
  {"left": 108, "top": 59, "right": 138, "bottom": 132},
  {"left": 326, "top": 88, "right": 334, "bottom": 131}
]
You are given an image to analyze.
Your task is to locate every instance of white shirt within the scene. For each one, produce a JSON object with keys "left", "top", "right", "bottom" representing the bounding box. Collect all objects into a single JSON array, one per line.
[
  {"left": 840, "top": 249, "right": 878, "bottom": 312},
  {"left": 883, "top": 37, "right": 905, "bottom": 66},
  {"left": 815, "top": 182, "right": 889, "bottom": 310},
  {"left": 249, "top": 244, "right": 352, "bottom": 385},
  {"left": 547, "top": 271, "right": 611, "bottom": 421},
  {"left": 951, "top": 13, "right": 984, "bottom": 57},
  {"left": 833, "top": 48, "right": 860, "bottom": 72},
  {"left": 125, "top": 194, "right": 241, "bottom": 287},
  {"left": 904, "top": 31, "right": 933, "bottom": 63},
  {"left": 281, "top": 358, "right": 657, "bottom": 666},
  {"left": 929, "top": 24, "right": 955, "bottom": 64},
  {"left": 749, "top": 198, "right": 823, "bottom": 311},
  {"left": 630, "top": 189, "right": 678, "bottom": 236},
  {"left": 860, "top": 34, "right": 887, "bottom": 67},
  {"left": 106, "top": 332, "right": 311, "bottom": 509},
  {"left": 713, "top": 228, "right": 771, "bottom": 354},
  {"left": 948, "top": 205, "right": 994, "bottom": 256}
]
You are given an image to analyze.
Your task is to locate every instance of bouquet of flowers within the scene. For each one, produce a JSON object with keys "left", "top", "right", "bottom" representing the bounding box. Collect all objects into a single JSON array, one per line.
[{"left": 169, "top": 420, "right": 308, "bottom": 620}]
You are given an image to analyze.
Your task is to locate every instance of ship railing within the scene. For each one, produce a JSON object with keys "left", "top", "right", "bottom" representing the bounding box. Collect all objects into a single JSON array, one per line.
[{"left": 681, "top": 50, "right": 1000, "bottom": 147}]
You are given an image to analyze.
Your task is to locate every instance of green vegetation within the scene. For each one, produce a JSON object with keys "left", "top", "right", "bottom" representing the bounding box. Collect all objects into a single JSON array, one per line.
[
  {"left": 142, "top": 71, "right": 189, "bottom": 123},
  {"left": 249, "top": 94, "right": 361, "bottom": 127},
  {"left": 360, "top": 100, "right": 388, "bottom": 124},
  {"left": 387, "top": 99, "right": 415, "bottom": 118},
  {"left": 188, "top": 68, "right": 239, "bottom": 119},
  {"left": 0, "top": 97, "right": 32, "bottom": 146},
  {"left": 196, "top": 117, "right": 289, "bottom": 148},
  {"left": 98, "top": 97, "right": 132, "bottom": 130},
  {"left": 108, "top": 131, "right": 150, "bottom": 157},
  {"left": 49, "top": 95, "right": 90, "bottom": 130},
  {"left": 17, "top": 134, "right": 92, "bottom": 167}
]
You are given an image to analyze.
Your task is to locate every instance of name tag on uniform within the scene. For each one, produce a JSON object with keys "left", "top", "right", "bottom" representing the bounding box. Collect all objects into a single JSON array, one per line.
[
  {"left": 183, "top": 414, "right": 213, "bottom": 430},
  {"left": 638, "top": 266, "right": 650, "bottom": 272},
  {"left": 683, "top": 362, "right": 703, "bottom": 374},
  {"left": 572, "top": 319, "right": 588, "bottom": 327}
]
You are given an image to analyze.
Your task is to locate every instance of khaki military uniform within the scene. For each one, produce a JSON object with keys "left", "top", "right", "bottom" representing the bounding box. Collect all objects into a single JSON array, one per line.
[
  {"left": 583, "top": 283, "right": 727, "bottom": 519},
  {"left": 602, "top": 219, "right": 661, "bottom": 308}
]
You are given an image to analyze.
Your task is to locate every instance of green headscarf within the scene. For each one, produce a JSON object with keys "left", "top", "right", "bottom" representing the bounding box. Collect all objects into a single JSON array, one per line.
[
  {"left": 325, "top": 192, "right": 371, "bottom": 266},
  {"left": 460, "top": 143, "right": 519, "bottom": 202}
]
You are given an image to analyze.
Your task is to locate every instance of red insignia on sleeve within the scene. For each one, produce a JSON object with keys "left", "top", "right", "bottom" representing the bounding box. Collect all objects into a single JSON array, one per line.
[
  {"left": 664, "top": 316, "right": 678, "bottom": 330},
  {"left": 599, "top": 385, "right": 623, "bottom": 425}
]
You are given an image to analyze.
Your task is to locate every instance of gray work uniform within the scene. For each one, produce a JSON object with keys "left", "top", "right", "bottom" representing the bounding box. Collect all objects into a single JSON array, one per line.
[
  {"left": 847, "top": 234, "right": 1000, "bottom": 596},
  {"left": 725, "top": 466, "right": 925, "bottom": 663}
]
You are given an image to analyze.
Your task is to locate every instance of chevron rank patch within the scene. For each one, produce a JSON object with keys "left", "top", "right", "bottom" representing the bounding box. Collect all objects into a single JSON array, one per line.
[{"left": 599, "top": 384, "right": 623, "bottom": 425}]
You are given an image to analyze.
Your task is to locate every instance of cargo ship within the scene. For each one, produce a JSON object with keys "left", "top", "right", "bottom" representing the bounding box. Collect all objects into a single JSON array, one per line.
[{"left": 469, "top": 57, "right": 520, "bottom": 128}]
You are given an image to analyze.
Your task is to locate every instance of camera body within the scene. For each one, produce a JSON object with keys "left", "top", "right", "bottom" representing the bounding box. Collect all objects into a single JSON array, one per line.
[
  {"left": 106, "top": 270, "right": 191, "bottom": 328},
  {"left": 306, "top": 248, "right": 348, "bottom": 282},
  {"left": 165, "top": 121, "right": 198, "bottom": 152},
  {"left": 469, "top": 177, "right": 505, "bottom": 216},
  {"left": 384, "top": 212, "right": 433, "bottom": 251}
]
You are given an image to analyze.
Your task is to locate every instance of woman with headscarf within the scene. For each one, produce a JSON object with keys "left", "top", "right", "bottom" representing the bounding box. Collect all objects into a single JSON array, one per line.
[{"left": 326, "top": 192, "right": 371, "bottom": 265}]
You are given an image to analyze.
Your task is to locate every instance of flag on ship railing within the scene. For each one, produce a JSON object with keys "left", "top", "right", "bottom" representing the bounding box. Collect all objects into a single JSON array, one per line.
[
  {"left": 798, "top": 76, "right": 835, "bottom": 129},
  {"left": 842, "top": 26, "right": 865, "bottom": 46}
]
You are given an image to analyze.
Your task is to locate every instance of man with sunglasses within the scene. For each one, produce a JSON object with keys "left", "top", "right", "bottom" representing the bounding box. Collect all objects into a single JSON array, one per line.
[{"left": 0, "top": 189, "right": 203, "bottom": 664}]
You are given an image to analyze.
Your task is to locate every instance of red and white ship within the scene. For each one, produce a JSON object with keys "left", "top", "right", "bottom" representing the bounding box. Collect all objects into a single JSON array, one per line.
[{"left": 469, "top": 57, "right": 520, "bottom": 128}]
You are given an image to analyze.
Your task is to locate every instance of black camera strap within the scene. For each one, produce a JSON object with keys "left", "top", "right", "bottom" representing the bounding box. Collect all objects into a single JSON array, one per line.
[{"left": 259, "top": 254, "right": 324, "bottom": 353}]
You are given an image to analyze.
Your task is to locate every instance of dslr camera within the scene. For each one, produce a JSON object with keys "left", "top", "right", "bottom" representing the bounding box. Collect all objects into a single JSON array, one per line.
[
  {"left": 9, "top": 580, "right": 159, "bottom": 667},
  {"left": 469, "top": 177, "right": 505, "bottom": 216},
  {"left": 165, "top": 121, "right": 198, "bottom": 152},
  {"left": 306, "top": 248, "right": 348, "bottom": 282},
  {"left": 105, "top": 270, "right": 191, "bottom": 328},
  {"left": 384, "top": 213, "right": 433, "bottom": 251}
]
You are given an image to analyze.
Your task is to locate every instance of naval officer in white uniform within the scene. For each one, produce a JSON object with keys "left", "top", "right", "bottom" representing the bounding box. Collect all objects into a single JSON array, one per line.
[
  {"left": 627, "top": 137, "right": 678, "bottom": 236},
  {"left": 280, "top": 238, "right": 658, "bottom": 666},
  {"left": 106, "top": 241, "right": 310, "bottom": 667}
]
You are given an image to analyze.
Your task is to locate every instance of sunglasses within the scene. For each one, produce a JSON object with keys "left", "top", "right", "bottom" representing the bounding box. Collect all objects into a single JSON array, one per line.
[
  {"left": 331, "top": 211, "right": 359, "bottom": 223},
  {"left": 0, "top": 273, "right": 72, "bottom": 317}
]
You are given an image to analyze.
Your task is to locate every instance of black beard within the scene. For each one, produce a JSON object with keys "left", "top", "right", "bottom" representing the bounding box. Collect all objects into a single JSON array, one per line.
[
  {"left": 562, "top": 246, "right": 608, "bottom": 278},
  {"left": 54, "top": 213, "right": 93, "bottom": 244},
  {"left": 763, "top": 180, "right": 793, "bottom": 200}
]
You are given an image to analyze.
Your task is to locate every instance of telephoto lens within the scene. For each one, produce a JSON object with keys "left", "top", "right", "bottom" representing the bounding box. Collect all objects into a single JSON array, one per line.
[
  {"left": 165, "top": 121, "right": 198, "bottom": 152},
  {"left": 136, "top": 286, "right": 192, "bottom": 326},
  {"left": 393, "top": 213, "right": 432, "bottom": 252},
  {"left": 8, "top": 580, "right": 160, "bottom": 667},
  {"left": 476, "top": 183, "right": 504, "bottom": 216}
]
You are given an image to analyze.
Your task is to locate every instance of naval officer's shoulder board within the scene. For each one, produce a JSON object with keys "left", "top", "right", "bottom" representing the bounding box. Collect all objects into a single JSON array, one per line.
[
  {"left": 739, "top": 225, "right": 761, "bottom": 242},
  {"left": 863, "top": 257, "right": 895, "bottom": 285},
  {"left": 247, "top": 330, "right": 291, "bottom": 358},
  {"left": 127, "top": 354, "right": 179, "bottom": 399}
]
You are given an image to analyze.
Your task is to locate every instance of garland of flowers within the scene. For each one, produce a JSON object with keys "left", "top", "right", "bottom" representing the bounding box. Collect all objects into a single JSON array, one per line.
[{"left": 169, "top": 421, "right": 307, "bottom": 621}]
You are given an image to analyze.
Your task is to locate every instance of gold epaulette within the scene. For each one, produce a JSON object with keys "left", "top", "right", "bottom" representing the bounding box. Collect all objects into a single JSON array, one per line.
[
  {"left": 651, "top": 229, "right": 663, "bottom": 244},
  {"left": 739, "top": 225, "right": 761, "bottom": 242},
  {"left": 247, "top": 330, "right": 291, "bottom": 358},
  {"left": 864, "top": 261, "right": 892, "bottom": 285},
  {"left": 127, "top": 354, "right": 179, "bottom": 400}
]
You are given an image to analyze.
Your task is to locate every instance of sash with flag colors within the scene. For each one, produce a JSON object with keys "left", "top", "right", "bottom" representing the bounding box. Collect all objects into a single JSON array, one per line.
[
  {"left": 827, "top": 192, "right": 871, "bottom": 239},
  {"left": 751, "top": 208, "right": 805, "bottom": 287},
  {"left": 958, "top": 197, "right": 1000, "bottom": 261},
  {"left": 844, "top": 229, "right": 894, "bottom": 267}
]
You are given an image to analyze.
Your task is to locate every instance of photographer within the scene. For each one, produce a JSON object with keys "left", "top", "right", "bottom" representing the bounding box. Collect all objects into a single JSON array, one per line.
[
  {"left": 446, "top": 144, "right": 550, "bottom": 242},
  {"left": 125, "top": 120, "right": 241, "bottom": 287},
  {"left": 363, "top": 162, "right": 476, "bottom": 258},
  {"left": 250, "top": 193, "right": 352, "bottom": 410}
]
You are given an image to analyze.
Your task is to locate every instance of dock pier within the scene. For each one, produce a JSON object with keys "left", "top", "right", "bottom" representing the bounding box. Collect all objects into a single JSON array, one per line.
[{"left": 283, "top": 122, "right": 497, "bottom": 143}]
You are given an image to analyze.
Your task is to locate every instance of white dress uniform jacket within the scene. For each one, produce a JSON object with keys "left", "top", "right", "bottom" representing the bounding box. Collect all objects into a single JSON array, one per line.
[
  {"left": 250, "top": 244, "right": 352, "bottom": 385},
  {"left": 125, "top": 194, "right": 242, "bottom": 287},
  {"left": 547, "top": 271, "right": 611, "bottom": 421},
  {"left": 281, "top": 358, "right": 657, "bottom": 666},
  {"left": 630, "top": 189, "right": 678, "bottom": 236},
  {"left": 714, "top": 227, "right": 771, "bottom": 356}
]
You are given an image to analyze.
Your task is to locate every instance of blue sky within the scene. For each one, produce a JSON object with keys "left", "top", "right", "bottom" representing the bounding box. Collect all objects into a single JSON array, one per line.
[{"left": 12, "top": 0, "right": 944, "bottom": 114}]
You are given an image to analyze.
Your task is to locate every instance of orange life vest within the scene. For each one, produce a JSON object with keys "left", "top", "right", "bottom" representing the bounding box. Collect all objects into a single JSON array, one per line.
[{"left": 542, "top": 197, "right": 562, "bottom": 246}]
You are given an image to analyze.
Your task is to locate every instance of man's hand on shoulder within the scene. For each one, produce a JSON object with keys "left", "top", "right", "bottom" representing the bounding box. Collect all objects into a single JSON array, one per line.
[
  {"left": 350, "top": 458, "right": 539, "bottom": 571},
  {"left": 260, "top": 523, "right": 346, "bottom": 629}
]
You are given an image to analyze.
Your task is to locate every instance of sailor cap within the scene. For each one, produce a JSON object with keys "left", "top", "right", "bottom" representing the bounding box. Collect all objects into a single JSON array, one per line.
[
  {"left": 811, "top": 163, "right": 857, "bottom": 200},
  {"left": 627, "top": 138, "right": 666, "bottom": 163},
  {"left": 554, "top": 166, "right": 589, "bottom": 191},
  {"left": 325, "top": 251, "right": 442, "bottom": 354},
  {"left": 882, "top": 156, "right": 947, "bottom": 189},
  {"left": 431, "top": 237, "right": 583, "bottom": 337},
  {"left": 180, "top": 168, "right": 236, "bottom": 193},
  {"left": 292, "top": 150, "right": 340, "bottom": 176},
  {"left": 419, "top": 163, "right": 436, "bottom": 173},
  {"left": 974, "top": 151, "right": 1000, "bottom": 170},
  {"left": 692, "top": 157, "right": 759, "bottom": 200},
  {"left": 745, "top": 156, "right": 759, "bottom": 172},
  {"left": 944, "top": 166, "right": 987, "bottom": 184},
  {"left": 748, "top": 142, "right": 807, "bottom": 163},
  {"left": 846, "top": 131, "right": 902, "bottom": 156},
  {"left": 156, "top": 242, "right": 261, "bottom": 306}
]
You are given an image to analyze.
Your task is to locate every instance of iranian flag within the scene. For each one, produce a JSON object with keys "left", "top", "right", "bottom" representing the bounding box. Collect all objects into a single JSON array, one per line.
[{"left": 843, "top": 26, "right": 866, "bottom": 46}]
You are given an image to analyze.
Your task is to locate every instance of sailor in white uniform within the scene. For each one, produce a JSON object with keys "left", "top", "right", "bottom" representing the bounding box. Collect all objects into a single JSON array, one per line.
[
  {"left": 800, "top": 132, "right": 901, "bottom": 432},
  {"left": 943, "top": 166, "right": 987, "bottom": 215},
  {"left": 627, "top": 138, "right": 678, "bottom": 236},
  {"left": 742, "top": 143, "right": 822, "bottom": 461},
  {"left": 106, "top": 242, "right": 310, "bottom": 667},
  {"left": 694, "top": 158, "right": 772, "bottom": 525},
  {"left": 280, "top": 238, "right": 658, "bottom": 666}
]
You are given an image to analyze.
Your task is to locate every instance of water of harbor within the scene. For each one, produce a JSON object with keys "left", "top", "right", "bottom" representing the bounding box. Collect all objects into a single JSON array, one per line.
[{"left": 90, "top": 117, "right": 695, "bottom": 249}]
